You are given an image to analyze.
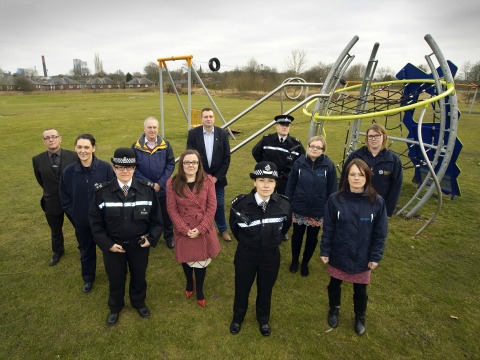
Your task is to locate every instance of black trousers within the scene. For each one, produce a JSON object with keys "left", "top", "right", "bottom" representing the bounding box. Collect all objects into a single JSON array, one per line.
[
  {"left": 45, "top": 212, "right": 73, "bottom": 254},
  {"left": 74, "top": 225, "right": 97, "bottom": 283},
  {"left": 158, "top": 195, "right": 173, "bottom": 240},
  {"left": 103, "top": 243, "right": 150, "bottom": 313},
  {"left": 291, "top": 223, "right": 320, "bottom": 266},
  {"left": 233, "top": 245, "right": 280, "bottom": 325}
]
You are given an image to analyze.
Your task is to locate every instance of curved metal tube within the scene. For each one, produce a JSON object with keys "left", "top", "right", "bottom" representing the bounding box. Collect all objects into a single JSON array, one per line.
[{"left": 414, "top": 107, "right": 443, "bottom": 235}]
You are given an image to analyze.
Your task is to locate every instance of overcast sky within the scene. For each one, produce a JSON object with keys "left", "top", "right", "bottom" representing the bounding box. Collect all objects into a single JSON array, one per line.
[{"left": 1, "top": 0, "right": 479, "bottom": 78}]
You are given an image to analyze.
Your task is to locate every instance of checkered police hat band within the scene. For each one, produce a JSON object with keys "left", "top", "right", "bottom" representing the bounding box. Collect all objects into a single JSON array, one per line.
[
  {"left": 112, "top": 157, "right": 136, "bottom": 164},
  {"left": 253, "top": 169, "right": 278, "bottom": 177}
]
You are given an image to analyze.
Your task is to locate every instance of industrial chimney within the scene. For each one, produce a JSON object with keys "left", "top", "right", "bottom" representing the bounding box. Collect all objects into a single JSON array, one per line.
[{"left": 42, "top": 55, "right": 48, "bottom": 77}]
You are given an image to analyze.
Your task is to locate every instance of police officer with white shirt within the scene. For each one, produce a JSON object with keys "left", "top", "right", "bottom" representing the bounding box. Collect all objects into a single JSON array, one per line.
[
  {"left": 252, "top": 115, "right": 305, "bottom": 195},
  {"left": 229, "top": 161, "right": 292, "bottom": 337},
  {"left": 89, "top": 148, "right": 163, "bottom": 326}
]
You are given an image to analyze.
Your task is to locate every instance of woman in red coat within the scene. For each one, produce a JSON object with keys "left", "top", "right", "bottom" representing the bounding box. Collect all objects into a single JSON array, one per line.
[{"left": 166, "top": 149, "right": 221, "bottom": 307}]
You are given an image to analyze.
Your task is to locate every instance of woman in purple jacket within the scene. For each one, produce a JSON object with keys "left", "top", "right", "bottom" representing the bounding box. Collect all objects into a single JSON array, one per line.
[{"left": 166, "top": 149, "right": 220, "bottom": 307}]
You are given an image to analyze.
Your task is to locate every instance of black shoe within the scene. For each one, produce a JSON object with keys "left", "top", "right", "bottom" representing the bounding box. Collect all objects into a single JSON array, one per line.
[
  {"left": 259, "top": 323, "right": 271, "bottom": 336},
  {"left": 229, "top": 321, "right": 241, "bottom": 335},
  {"left": 328, "top": 306, "right": 340, "bottom": 328},
  {"left": 300, "top": 264, "right": 309, "bottom": 277},
  {"left": 83, "top": 282, "right": 92, "bottom": 293},
  {"left": 289, "top": 261, "right": 298, "bottom": 273},
  {"left": 49, "top": 252, "right": 63, "bottom": 266},
  {"left": 107, "top": 313, "right": 119, "bottom": 326},
  {"left": 137, "top": 306, "right": 151, "bottom": 318},
  {"left": 166, "top": 237, "right": 175, "bottom": 249}
]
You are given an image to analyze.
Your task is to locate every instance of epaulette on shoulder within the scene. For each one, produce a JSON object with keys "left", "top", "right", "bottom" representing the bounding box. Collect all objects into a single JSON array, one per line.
[
  {"left": 94, "top": 181, "right": 109, "bottom": 191},
  {"left": 277, "top": 193, "right": 290, "bottom": 201},
  {"left": 231, "top": 194, "right": 246, "bottom": 206},
  {"left": 138, "top": 178, "right": 155, "bottom": 189},
  {"left": 291, "top": 136, "right": 301, "bottom": 143}
]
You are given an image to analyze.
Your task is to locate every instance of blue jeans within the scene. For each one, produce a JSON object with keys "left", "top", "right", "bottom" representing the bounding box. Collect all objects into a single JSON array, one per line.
[{"left": 215, "top": 186, "right": 228, "bottom": 233}]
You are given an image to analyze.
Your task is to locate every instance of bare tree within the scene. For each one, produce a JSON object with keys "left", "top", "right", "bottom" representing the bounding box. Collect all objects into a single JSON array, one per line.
[
  {"left": 461, "top": 61, "right": 473, "bottom": 82},
  {"left": 376, "top": 66, "right": 395, "bottom": 81},
  {"left": 144, "top": 62, "right": 159, "bottom": 82},
  {"left": 344, "top": 63, "right": 367, "bottom": 81},
  {"left": 243, "top": 58, "right": 261, "bottom": 72},
  {"left": 286, "top": 49, "right": 308, "bottom": 76},
  {"left": 94, "top": 53, "right": 104, "bottom": 76}
]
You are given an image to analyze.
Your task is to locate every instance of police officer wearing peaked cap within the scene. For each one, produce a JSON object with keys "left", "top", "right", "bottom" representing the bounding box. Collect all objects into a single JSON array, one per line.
[
  {"left": 228, "top": 161, "right": 292, "bottom": 337},
  {"left": 89, "top": 148, "right": 163, "bottom": 326},
  {"left": 252, "top": 115, "right": 306, "bottom": 195}
]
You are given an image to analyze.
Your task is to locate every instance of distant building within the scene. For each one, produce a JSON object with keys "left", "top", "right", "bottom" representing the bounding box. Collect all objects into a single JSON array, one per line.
[
  {"left": 73, "top": 59, "right": 88, "bottom": 74},
  {"left": 126, "top": 77, "right": 156, "bottom": 88}
]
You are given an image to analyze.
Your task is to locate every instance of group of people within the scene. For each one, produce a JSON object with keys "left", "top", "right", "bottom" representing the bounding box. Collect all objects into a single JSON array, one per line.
[{"left": 33, "top": 109, "right": 402, "bottom": 336}]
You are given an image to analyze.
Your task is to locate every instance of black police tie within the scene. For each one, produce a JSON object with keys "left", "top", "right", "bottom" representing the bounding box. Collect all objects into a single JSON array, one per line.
[
  {"left": 51, "top": 153, "right": 58, "bottom": 167},
  {"left": 260, "top": 201, "right": 267, "bottom": 213},
  {"left": 280, "top": 138, "right": 284, "bottom": 143},
  {"left": 122, "top": 185, "right": 129, "bottom": 196}
]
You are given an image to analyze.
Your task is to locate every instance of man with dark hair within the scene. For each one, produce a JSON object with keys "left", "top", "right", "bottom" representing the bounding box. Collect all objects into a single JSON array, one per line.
[
  {"left": 187, "top": 108, "right": 232, "bottom": 241},
  {"left": 132, "top": 116, "right": 175, "bottom": 248},
  {"left": 33, "top": 129, "right": 77, "bottom": 266}
]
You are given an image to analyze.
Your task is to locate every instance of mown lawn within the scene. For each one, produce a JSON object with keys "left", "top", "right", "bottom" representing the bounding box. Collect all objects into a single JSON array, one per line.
[{"left": 0, "top": 91, "right": 478, "bottom": 359}]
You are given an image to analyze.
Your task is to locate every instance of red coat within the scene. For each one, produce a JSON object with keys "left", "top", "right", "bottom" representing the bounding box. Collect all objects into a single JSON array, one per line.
[{"left": 166, "top": 175, "right": 221, "bottom": 263}]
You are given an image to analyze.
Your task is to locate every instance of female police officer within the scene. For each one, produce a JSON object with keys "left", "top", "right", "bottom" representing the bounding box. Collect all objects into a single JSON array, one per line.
[
  {"left": 89, "top": 148, "right": 163, "bottom": 325},
  {"left": 229, "top": 161, "right": 291, "bottom": 336}
]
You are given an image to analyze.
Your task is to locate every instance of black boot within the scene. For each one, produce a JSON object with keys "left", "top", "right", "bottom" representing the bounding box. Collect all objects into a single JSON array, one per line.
[
  {"left": 354, "top": 312, "right": 366, "bottom": 335},
  {"left": 328, "top": 306, "right": 340, "bottom": 328},
  {"left": 353, "top": 293, "right": 368, "bottom": 336}
]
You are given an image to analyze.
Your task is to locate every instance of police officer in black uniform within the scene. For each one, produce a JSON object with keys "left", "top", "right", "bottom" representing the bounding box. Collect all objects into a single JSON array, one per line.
[
  {"left": 89, "top": 148, "right": 163, "bottom": 326},
  {"left": 252, "top": 114, "right": 305, "bottom": 195},
  {"left": 228, "top": 161, "right": 292, "bottom": 337}
]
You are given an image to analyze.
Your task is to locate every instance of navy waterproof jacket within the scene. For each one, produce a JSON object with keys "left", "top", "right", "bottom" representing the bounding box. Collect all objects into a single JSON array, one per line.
[
  {"left": 285, "top": 154, "right": 337, "bottom": 219},
  {"left": 60, "top": 156, "right": 115, "bottom": 228},
  {"left": 340, "top": 146, "right": 403, "bottom": 216},
  {"left": 320, "top": 190, "right": 388, "bottom": 274}
]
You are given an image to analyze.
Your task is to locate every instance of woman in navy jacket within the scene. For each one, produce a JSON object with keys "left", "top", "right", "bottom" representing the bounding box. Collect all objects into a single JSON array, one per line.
[
  {"left": 285, "top": 135, "right": 337, "bottom": 276},
  {"left": 60, "top": 134, "right": 115, "bottom": 293},
  {"left": 320, "top": 158, "right": 387, "bottom": 335}
]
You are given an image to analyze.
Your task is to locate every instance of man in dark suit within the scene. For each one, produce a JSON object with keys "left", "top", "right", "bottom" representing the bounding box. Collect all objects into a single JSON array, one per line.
[
  {"left": 33, "top": 129, "right": 77, "bottom": 266},
  {"left": 187, "top": 108, "right": 232, "bottom": 241}
]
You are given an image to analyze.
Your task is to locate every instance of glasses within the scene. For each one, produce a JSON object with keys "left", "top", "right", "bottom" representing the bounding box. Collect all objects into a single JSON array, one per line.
[
  {"left": 309, "top": 145, "right": 324, "bottom": 151},
  {"left": 43, "top": 135, "right": 59, "bottom": 141},
  {"left": 114, "top": 165, "right": 135, "bottom": 172},
  {"left": 183, "top": 160, "right": 199, "bottom": 166},
  {"left": 367, "top": 134, "right": 382, "bottom": 140}
]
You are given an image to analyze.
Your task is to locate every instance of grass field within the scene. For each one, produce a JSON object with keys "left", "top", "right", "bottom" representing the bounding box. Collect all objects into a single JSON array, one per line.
[{"left": 0, "top": 91, "right": 479, "bottom": 359}]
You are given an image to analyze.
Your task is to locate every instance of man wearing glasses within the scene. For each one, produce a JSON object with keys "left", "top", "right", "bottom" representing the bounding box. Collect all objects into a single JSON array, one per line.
[
  {"left": 340, "top": 124, "right": 403, "bottom": 217},
  {"left": 32, "top": 129, "right": 77, "bottom": 266},
  {"left": 89, "top": 148, "right": 163, "bottom": 325},
  {"left": 132, "top": 117, "right": 175, "bottom": 248}
]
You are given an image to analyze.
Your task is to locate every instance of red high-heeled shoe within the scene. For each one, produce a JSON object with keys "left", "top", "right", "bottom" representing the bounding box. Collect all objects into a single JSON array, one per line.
[
  {"left": 197, "top": 299, "right": 206, "bottom": 307},
  {"left": 185, "top": 290, "right": 194, "bottom": 299}
]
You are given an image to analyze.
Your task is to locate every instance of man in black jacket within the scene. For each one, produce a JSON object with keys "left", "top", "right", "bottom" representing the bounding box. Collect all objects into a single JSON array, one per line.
[
  {"left": 32, "top": 129, "right": 77, "bottom": 266},
  {"left": 89, "top": 148, "right": 163, "bottom": 326},
  {"left": 252, "top": 115, "right": 305, "bottom": 195},
  {"left": 187, "top": 108, "right": 231, "bottom": 241}
]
